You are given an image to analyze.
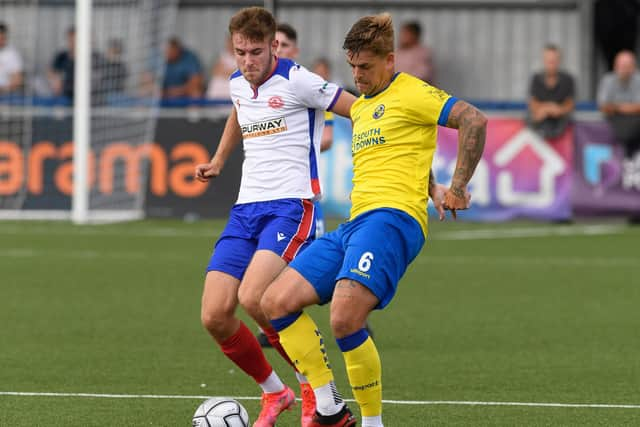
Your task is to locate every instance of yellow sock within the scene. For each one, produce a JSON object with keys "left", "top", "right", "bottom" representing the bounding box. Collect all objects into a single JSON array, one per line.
[
  {"left": 341, "top": 335, "right": 382, "bottom": 417},
  {"left": 275, "top": 312, "right": 334, "bottom": 388}
]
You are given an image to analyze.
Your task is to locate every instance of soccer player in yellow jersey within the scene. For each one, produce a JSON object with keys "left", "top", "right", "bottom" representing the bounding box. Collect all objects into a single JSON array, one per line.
[{"left": 261, "top": 13, "right": 486, "bottom": 427}]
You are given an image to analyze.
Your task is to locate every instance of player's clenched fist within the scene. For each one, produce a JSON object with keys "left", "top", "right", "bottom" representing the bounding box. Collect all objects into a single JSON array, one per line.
[
  {"left": 443, "top": 186, "right": 471, "bottom": 220},
  {"left": 195, "top": 161, "right": 222, "bottom": 183}
]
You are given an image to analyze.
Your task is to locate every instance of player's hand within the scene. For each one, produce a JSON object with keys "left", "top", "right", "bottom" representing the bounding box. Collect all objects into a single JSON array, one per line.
[
  {"left": 195, "top": 161, "right": 222, "bottom": 183},
  {"left": 443, "top": 186, "right": 471, "bottom": 220},
  {"left": 429, "top": 183, "right": 448, "bottom": 221}
]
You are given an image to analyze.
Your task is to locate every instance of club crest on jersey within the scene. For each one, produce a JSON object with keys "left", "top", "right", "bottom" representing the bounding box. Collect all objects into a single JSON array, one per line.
[
  {"left": 241, "top": 117, "right": 287, "bottom": 138},
  {"left": 373, "top": 104, "right": 385, "bottom": 119},
  {"left": 268, "top": 95, "right": 285, "bottom": 109}
]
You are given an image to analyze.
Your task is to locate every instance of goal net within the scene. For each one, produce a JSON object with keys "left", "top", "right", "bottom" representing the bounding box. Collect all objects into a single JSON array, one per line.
[{"left": 0, "top": 0, "right": 179, "bottom": 222}]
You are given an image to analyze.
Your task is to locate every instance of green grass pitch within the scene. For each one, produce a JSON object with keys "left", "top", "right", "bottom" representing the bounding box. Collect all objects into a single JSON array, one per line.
[{"left": 1, "top": 219, "right": 639, "bottom": 426}]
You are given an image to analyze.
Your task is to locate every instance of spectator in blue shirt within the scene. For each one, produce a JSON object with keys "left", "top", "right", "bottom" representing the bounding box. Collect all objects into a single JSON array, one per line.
[{"left": 163, "top": 37, "right": 203, "bottom": 99}]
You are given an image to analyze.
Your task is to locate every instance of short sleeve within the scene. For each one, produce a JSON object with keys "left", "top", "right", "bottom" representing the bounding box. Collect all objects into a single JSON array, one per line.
[
  {"left": 528, "top": 74, "right": 539, "bottom": 98},
  {"left": 402, "top": 79, "right": 455, "bottom": 126},
  {"left": 8, "top": 49, "right": 23, "bottom": 73},
  {"left": 566, "top": 74, "right": 576, "bottom": 98},
  {"left": 597, "top": 74, "right": 613, "bottom": 105},
  {"left": 191, "top": 55, "right": 203, "bottom": 75},
  {"left": 185, "top": 51, "right": 203, "bottom": 76},
  {"left": 289, "top": 65, "right": 342, "bottom": 111}
]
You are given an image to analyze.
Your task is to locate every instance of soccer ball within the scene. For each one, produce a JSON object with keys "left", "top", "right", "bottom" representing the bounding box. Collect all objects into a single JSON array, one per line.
[{"left": 192, "top": 397, "right": 250, "bottom": 427}]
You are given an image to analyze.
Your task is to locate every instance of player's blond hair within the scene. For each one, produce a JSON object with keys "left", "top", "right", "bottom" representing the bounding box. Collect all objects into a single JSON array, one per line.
[
  {"left": 343, "top": 13, "right": 394, "bottom": 57},
  {"left": 228, "top": 7, "right": 276, "bottom": 42}
]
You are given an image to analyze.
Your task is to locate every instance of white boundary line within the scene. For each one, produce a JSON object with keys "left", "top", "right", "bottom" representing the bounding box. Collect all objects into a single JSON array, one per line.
[
  {"left": 433, "top": 224, "right": 626, "bottom": 240},
  {"left": 1, "top": 391, "right": 639, "bottom": 409},
  {"left": 0, "top": 224, "right": 627, "bottom": 240}
]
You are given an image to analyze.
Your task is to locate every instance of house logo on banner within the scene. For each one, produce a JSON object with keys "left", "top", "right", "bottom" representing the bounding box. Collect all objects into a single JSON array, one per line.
[
  {"left": 494, "top": 127, "right": 565, "bottom": 208},
  {"left": 319, "top": 117, "right": 572, "bottom": 221},
  {"left": 431, "top": 119, "right": 572, "bottom": 221}
]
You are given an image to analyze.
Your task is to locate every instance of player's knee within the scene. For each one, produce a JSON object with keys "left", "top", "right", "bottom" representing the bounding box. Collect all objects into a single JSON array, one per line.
[
  {"left": 259, "top": 289, "right": 276, "bottom": 318},
  {"left": 260, "top": 287, "right": 289, "bottom": 319},
  {"left": 237, "top": 286, "right": 262, "bottom": 318},
  {"left": 330, "top": 309, "right": 361, "bottom": 338},
  {"left": 261, "top": 286, "right": 297, "bottom": 319},
  {"left": 200, "top": 304, "right": 233, "bottom": 337}
]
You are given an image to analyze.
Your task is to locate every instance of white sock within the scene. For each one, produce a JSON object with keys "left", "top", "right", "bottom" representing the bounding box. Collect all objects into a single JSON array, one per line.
[
  {"left": 314, "top": 381, "right": 344, "bottom": 416},
  {"left": 362, "top": 415, "right": 383, "bottom": 426},
  {"left": 295, "top": 371, "right": 309, "bottom": 385},
  {"left": 259, "top": 371, "right": 285, "bottom": 394}
]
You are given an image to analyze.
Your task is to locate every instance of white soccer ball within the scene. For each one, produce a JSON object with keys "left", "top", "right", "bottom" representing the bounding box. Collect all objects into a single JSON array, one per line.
[{"left": 192, "top": 397, "right": 250, "bottom": 427}]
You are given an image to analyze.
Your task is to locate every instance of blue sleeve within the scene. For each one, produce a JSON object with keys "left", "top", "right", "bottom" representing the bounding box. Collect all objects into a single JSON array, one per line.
[
  {"left": 187, "top": 52, "right": 203, "bottom": 75},
  {"left": 437, "top": 97, "right": 458, "bottom": 126}
]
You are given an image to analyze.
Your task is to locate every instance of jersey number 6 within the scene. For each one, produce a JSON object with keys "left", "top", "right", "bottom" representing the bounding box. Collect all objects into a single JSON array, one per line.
[{"left": 358, "top": 252, "right": 374, "bottom": 272}]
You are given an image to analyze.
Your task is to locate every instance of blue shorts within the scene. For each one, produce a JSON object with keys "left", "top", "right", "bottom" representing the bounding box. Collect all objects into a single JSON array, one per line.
[
  {"left": 289, "top": 208, "right": 425, "bottom": 309},
  {"left": 206, "top": 199, "right": 316, "bottom": 280}
]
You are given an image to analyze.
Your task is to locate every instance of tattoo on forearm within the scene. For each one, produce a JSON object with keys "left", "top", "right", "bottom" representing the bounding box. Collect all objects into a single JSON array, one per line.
[
  {"left": 450, "top": 186, "right": 466, "bottom": 198},
  {"left": 446, "top": 101, "right": 487, "bottom": 189}
]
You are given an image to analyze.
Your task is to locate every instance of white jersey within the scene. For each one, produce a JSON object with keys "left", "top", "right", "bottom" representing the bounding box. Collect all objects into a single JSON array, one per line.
[
  {"left": 0, "top": 45, "right": 23, "bottom": 89},
  {"left": 230, "top": 58, "right": 342, "bottom": 204}
]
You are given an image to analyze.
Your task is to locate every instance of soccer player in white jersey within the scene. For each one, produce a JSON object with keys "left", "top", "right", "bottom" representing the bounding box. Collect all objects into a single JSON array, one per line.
[
  {"left": 254, "top": 22, "right": 338, "bottom": 351},
  {"left": 194, "top": 7, "right": 355, "bottom": 427}
]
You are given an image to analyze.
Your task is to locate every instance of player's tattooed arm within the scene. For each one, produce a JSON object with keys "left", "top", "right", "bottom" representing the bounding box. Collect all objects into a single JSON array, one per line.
[{"left": 445, "top": 100, "right": 487, "bottom": 197}]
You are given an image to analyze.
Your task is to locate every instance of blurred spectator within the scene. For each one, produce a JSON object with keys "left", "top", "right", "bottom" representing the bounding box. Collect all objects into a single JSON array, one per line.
[
  {"left": 48, "top": 27, "right": 76, "bottom": 98},
  {"left": 0, "top": 22, "right": 24, "bottom": 94},
  {"left": 206, "top": 37, "right": 235, "bottom": 99},
  {"left": 395, "top": 21, "right": 434, "bottom": 84},
  {"left": 598, "top": 50, "right": 640, "bottom": 160},
  {"left": 101, "top": 38, "right": 128, "bottom": 94},
  {"left": 275, "top": 23, "right": 299, "bottom": 60},
  {"left": 312, "top": 57, "right": 330, "bottom": 81},
  {"left": 48, "top": 27, "right": 104, "bottom": 99},
  {"left": 527, "top": 44, "right": 575, "bottom": 139},
  {"left": 163, "top": 37, "right": 203, "bottom": 99}
]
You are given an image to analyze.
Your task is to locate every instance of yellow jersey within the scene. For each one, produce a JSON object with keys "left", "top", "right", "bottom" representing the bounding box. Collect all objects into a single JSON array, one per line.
[
  {"left": 349, "top": 72, "right": 456, "bottom": 237},
  {"left": 324, "top": 111, "right": 334, "bottom": 125}
]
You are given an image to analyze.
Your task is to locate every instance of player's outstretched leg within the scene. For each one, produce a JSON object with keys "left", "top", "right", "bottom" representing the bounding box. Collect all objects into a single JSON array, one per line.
[
  {"left": 201, "top": 270, "right": 294, "bottom": 427},
  {"left": 238, "top": 250, "right": 320, "bottom": 425},
  {"left": 260, "top": 324, "right": 317, "bottom": 426},
  {"left": 272, "top": 311, "right": 356, "bottom": 427},
  {"left": 263, "top": 268, "right": 357, "bottom": 427}
]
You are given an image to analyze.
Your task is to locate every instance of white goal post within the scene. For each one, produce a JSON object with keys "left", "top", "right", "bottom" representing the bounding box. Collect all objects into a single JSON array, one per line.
[
  {"left": 71, "top": 0, "right": 91, "bottom": 224},
  {"left": 0, "top": 0, "right": 179, "bottom": 223}
]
